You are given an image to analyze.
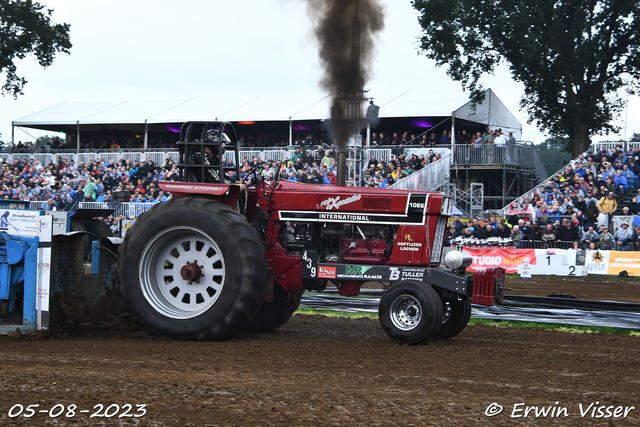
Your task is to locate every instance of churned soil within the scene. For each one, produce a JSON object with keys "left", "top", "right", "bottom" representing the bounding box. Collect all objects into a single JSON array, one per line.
[
  {"left": 503, "top": 276, "right": 640, "bottom": 303},
  {"left": 1, "top": 313, "right": 639, "bottom": 426}
]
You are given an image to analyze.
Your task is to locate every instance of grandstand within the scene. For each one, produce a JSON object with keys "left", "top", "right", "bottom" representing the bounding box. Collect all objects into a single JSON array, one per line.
[{"left": 10, "top": 90, "right": 547, "bottom": 212}]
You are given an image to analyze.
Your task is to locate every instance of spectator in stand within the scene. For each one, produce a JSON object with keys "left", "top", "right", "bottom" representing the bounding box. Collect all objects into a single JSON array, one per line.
[
  {"left": 537, "top": 185, "right": 549, "bottom": 201},
  {"left": 475, "top": 224, "right": 495, "bottom": 239},
  {"left": 518, "top": 202, "right": 535, "bottom": 222},
  {"left": 614, "top": 222, "right": 633, "bottom": 251},
  {"left": 627, "top": 196, "right": 639, "bottom": 215},
  {"left": 511, "top": 225, "right": 523, "bottom": 248},
  {"left": 507, "top": 132, "right": 516, "bottom": 144},
  {"left": 530, "top": 220, "right": 542, "bottom": 242},
  {"left": 632, "top": 226, "right": 640, "bottom": 251},
  {"left": 580, "top": 226, "right": 600, "bottom": 249},
  {"left": 484, "top": 130, "right": 496, "bottom": 144},
  {"left": 541, "top": 222, "right": 558, "bottom": 248},
  {"left": 573, "top": 195, "right": 587, "bottom": 213},
  {"left": 441, "top": 130, "right": 450, "bottom": 144},
  {"left": 496, "top": 222, "right": 511, "bottom": 238},
  {"left": 597, "top": 191, "right": 617, "bottom": 228},
  {"left": 452, "top": 215, "right": 464, "bottom": 234},
  {"left": 557, "top": 218, "right": 580, "bottom": 246},
  {"left": 505, "top": 201, "right": 520, "bottom": 226},
  {"left": 474, "top": 132, "right": 484, "bottom": 146},
  {"left": 622, "top": 164, "right": 637, "bottom": 190},
  {"left": 325, "top": 169, "right": 336, "bottom": 185},
  {"left": 494, "top": 129, "right": 507, "bottom": 146},
  {"left": 537, "top": 203, "right": 551, "bottom": 224},
  {"left": 518, "top": 219, "right": 532, "bottom": 240},
  {"left": 614, "top": 169, "right": 630, "bottom": 199},
  {"left": 548, "top": 205, "right": 562, "bottom": 218},
  {"left": 598, "top": 228, "right": 615, "bottom": 250}
]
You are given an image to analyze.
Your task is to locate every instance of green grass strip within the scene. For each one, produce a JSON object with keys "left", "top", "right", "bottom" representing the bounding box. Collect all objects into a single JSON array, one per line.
[
  {"left": 296, "top": 307, "right": 377, "bottom": 319},
  {"left": 296, "top": 308, "right": 640, "bottom": 336},
  {"left": 468, "top": 318, "right": 640, "bottom": 336}
]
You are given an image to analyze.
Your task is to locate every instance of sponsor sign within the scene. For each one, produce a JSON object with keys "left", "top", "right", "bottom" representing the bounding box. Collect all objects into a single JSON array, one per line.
[
  {"left": 0, "top": 209, "right": 40, "bottom": 237},
  {"left": 399, "top": 267, "right": 427, "bottom": 280},
  {"left": 397, "top": 241, "right": 422, "bottom": 252},
  {"left": 339, "top": 265, "right": 382, "bottom": 280},
  {"left": 121, "top": 219, "right": 135, "bottom": 238},
  {"left": 465, "top": 248, "right": 537, "bottom": 273},
  {"left": 162, "top": 184, "right": 225, "bottom": 192},
  {"left": 318, "top": 266, "right": 336, "bottom": 278},
  {"left": 585, "top": 250, "right": 610, "bottom": 275},
  {"left": 586, "top": 250, "right": 640, "bottom": 276}
]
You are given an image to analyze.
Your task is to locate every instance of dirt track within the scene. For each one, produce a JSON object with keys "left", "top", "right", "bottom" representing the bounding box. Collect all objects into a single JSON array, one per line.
[
  {"left": 1, "top": 315, "right": 639, "bottom": 426},
  {"left": 1, "top": 276, "right": 640, "bottom": 426}
]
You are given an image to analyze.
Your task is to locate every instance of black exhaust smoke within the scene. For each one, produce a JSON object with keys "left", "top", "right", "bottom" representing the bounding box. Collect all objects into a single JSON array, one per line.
[{"left": 306, "top": 0, "right": 385, "bottom": 185}]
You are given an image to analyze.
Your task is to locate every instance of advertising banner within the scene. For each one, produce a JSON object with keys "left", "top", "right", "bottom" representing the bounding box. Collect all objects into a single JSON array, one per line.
[
  {"left": 585, "top": 250, "right": 640, "bottom": 276},
  {"left": 464, "top": 248, "right": 537, "bottom": 273},
  {"left": 0, "top": 209, "right": 40, "bottom": 237}
]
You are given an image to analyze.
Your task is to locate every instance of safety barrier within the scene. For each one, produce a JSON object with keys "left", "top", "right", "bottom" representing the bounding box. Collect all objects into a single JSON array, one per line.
[
  {"left": 29, "top": 201, "right": 156, "bottom": 219},
  {"left": 454, "top": 247, "right": 640, "bottom": 277}
]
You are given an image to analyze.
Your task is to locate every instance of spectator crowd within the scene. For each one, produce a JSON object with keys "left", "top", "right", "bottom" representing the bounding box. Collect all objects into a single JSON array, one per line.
[
  {"left": 0, "top": 155, "right": 179, "bottom": 208},
  {"left": 242, "top": 145, "right": 445, "bottom": 188},
  {"left": 447, "top": 144, "right": 640, "bottom": 251}
]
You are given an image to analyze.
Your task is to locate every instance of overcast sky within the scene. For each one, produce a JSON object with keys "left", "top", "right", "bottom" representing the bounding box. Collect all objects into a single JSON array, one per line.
[{"left": 1, "top": 0, "right": 638, "bottom": 145}]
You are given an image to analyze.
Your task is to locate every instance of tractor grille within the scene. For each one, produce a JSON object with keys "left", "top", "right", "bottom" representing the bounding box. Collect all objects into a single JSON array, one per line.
[
  {"left": 430, "top": 216, "right": 447, "bottom": 264},
  {"left": 362, "top": 196, "right": 392, "bottom": 211}
]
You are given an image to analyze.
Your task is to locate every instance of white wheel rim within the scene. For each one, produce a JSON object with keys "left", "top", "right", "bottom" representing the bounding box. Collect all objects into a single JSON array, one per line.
[
  {"left": 139, "top": 226, "right": 226, "bottom": 319},
  {"left": 390, "top": 294, "right": 422, "bottom": 331}
]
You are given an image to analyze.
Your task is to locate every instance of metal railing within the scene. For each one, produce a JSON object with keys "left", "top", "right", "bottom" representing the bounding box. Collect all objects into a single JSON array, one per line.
[
  {"left": 590, "top": 141, "right": 640, "bottom": 154},
  {"left": 30, "top": 201, "right": 156, "bottom": 219},
  {"left": 388, "top": 152, "right": 451, "bottom": 191},
  {"left": 3, "top": 143, "right": 541, "bottom": 169}
]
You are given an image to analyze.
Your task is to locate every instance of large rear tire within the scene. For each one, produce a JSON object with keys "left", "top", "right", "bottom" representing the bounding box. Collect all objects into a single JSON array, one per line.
[
  {"left": 378, "top": 280, "right": 443, "bottom": 345},
  {"left": 117, "top": 197, "right": 267, "bottom": 341},
  {"left": 434, "top": 296, "right": 471, "bottom": 340},
  {"left": 244, "top": 287, "right": 304, "bottom": 333}
]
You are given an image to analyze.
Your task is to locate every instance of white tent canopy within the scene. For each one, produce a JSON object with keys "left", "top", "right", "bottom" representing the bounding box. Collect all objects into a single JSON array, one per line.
[
  {"left": 12, "top": 89, "right": 522, "bottom": 145},
  {"left": 452, "top": 89, "right": 522, "bottom": 140}
]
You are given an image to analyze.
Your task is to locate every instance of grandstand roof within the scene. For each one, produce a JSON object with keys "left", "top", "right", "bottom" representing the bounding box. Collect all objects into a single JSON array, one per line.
[{"left": 12, "top": 89, "right": 522, "bottom": 139}]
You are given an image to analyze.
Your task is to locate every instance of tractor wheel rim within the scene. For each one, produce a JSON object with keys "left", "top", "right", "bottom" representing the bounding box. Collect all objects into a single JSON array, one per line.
[
  {"left": 390, "top": 294, "right": 422, "bottom": 331},
  {"left": 139, "top": 226, "right": 226, "bottom": 319}
]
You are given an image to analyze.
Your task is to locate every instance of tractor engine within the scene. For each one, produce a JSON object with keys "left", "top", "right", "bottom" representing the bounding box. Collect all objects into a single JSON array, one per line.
[{"left": 277, "top": 222, "right": 395, "bottom": 264}]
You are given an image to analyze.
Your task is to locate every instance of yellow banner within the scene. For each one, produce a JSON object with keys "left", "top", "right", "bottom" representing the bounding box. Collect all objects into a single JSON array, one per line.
[{"left": 606, "top": 251, "right": 640, "bottom": 276}]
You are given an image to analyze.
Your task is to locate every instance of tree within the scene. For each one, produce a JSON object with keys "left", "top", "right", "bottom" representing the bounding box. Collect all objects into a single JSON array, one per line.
[
  {"left": 535, "top": 137, "right": 573, "bottom": 176},
  {"left": 412, "top": 0, "right": 640, "bottom": 157},
  {"left": 630, "top": 132, "right": 640, "bottom": 142},
  {"left": 0, "top": 0, "right": 71, "bottom": 98}
]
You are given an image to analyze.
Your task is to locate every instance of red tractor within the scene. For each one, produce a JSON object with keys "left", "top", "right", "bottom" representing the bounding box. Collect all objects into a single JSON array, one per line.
[{"left": 117, "top": 122, "right": 504, "bottom": 344}]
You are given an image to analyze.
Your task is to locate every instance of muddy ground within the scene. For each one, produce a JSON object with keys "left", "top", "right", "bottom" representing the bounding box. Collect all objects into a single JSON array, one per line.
[{"left": 1, "top": 277, "right": 639, "bottom": 426}]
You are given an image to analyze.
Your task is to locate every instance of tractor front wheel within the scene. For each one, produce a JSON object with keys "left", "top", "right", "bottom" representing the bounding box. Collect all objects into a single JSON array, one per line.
[
  {"left": 434, "top": 296, "right": 471, "bottom": 339},
  {"left": 378, "top": 280, "right": 443, "bottom": 345},
  {"left": 117, "top": 197, "right": 267, "bottom": 341}
]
